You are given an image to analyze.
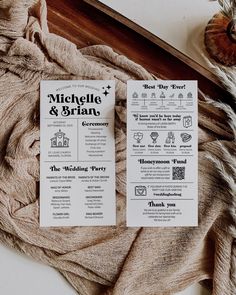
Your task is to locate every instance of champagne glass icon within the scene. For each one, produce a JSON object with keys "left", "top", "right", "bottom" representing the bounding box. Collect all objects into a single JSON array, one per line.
[
  {"left": 150, "top": 132, "right": 159, "bottom": 143},
  {"left": 133, "top": 132, "right": 143, "bottom": 143}
]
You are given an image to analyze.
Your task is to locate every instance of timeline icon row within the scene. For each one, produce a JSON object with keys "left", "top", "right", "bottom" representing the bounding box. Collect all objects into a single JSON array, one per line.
[{"left": 132, "top": 91, "right": 193, "bottom": 99}]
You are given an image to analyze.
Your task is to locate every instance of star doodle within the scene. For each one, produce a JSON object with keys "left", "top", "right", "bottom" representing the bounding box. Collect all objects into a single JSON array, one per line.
[{"left": 103, "top": 90, "right": 109, "bottom": 96}]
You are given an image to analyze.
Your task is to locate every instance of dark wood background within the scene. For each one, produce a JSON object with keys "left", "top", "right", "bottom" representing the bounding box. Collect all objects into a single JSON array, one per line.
[{"left": 46, "top": 0, "right": 232, "bottom": 104}]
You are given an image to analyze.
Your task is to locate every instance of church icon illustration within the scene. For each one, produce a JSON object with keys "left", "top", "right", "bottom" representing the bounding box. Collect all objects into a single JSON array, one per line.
[{"left": 50, "top": 129, "right": 69, "bottom": 148}]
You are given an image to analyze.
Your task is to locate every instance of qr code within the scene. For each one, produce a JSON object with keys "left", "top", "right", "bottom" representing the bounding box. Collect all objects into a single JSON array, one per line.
[{"left": 172, "top": 167, "right": 185, "bottom": 180}]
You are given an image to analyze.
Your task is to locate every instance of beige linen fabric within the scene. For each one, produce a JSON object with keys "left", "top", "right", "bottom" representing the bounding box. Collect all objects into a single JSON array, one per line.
[{"left": 0, "top": 1, "right": 235, "bottom": 294}]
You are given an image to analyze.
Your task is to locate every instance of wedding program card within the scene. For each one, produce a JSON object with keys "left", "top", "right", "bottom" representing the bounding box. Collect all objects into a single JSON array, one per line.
[
  {"left": 127, "top": 80, "right": 198, "bottom": 227},
  {"left": 40, "top": 80, "right": 115, "bottom": 227}
]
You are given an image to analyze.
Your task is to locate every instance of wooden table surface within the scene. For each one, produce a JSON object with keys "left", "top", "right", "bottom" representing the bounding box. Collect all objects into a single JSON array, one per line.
[{"left": 46, "top": 0, "right": 232, "bottom": 105}]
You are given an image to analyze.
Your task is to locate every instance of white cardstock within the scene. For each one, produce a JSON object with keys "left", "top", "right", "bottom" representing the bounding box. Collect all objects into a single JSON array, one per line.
[
  {"left": 40, "top": 80, "right": 116, "bottom": 227},
  {"left": 127, "top": 80, "right": 198, "bottom": 227}
]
